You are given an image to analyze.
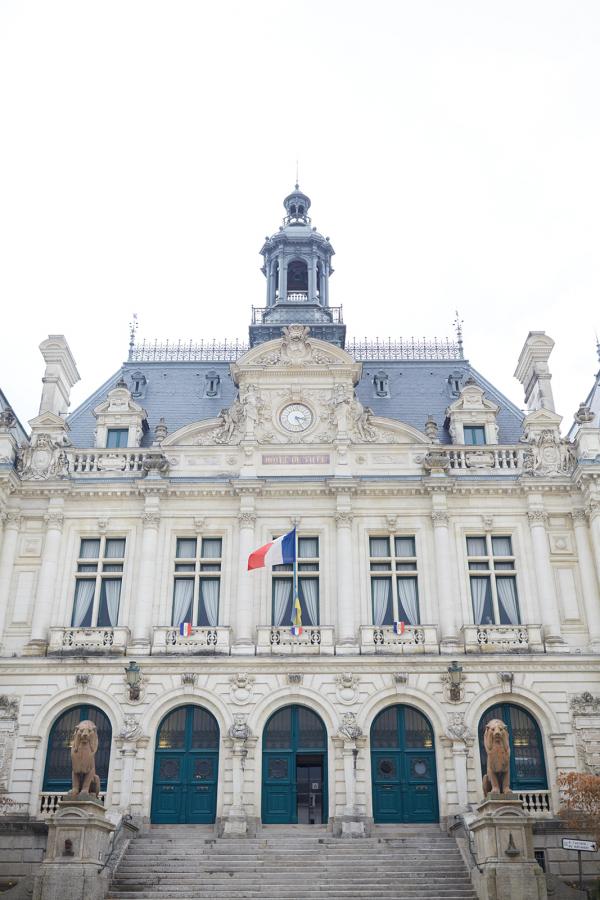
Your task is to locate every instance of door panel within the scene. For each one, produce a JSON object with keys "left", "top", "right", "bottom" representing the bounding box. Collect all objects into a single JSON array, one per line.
[{"left": 262, "top": 752, "right": 295, "bottom": 824}]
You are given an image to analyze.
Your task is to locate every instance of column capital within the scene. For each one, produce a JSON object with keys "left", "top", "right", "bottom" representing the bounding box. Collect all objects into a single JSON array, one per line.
[
  {"left": 44, "top": 511, "right": 64, "bottom": 531},
  {"left": 527, "top": 509, "right": 547, "bottom": 526},
  {"left": 238, "top": 512, "right": 256, "bottom": 528},
  {"left": 142, "top": 510, "right": 160, "bottom": 529},
  {"left": 431, "top": 510, "right": 449, "bottom": 527},
  {"left": 571, "top": 508, "right": 589, "bottom": 526},
  {"left": 1, "top": 510, "right": 21, "bottom": 530},
  {"left": 335, "top": 511, "right": 353, "bottom": 528}
]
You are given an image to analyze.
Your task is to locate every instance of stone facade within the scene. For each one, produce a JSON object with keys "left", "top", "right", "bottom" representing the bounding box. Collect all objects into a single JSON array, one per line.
[{"left": 1, "top": 190, "right": 600, "bottom": 891}]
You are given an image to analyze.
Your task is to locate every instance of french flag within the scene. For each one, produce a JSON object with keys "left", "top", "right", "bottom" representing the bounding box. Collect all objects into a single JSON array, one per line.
[
  {"left": 248, "top": 528, "right": 296, "bottom": 570},
  {"left": 393, "top": 621, "right": 405, "bottom": 635},
  {"left": 180, "top": 622, "right": 192, "bottom": 637}
]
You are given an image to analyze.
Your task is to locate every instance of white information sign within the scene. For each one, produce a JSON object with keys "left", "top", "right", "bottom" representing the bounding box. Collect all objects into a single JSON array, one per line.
[{"left": 562, "top": 839, "right": 597, "bottom": 852}]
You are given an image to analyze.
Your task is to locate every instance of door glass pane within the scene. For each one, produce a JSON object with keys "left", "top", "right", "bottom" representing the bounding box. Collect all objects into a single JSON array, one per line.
[
  {"left": 297, "top": 707, "right": 326, "bottom": 749},
  {"left": 404, "top": 708, "right": 433, "bottom": 749},
  {"left": 191, "top": 708, "right": 219, "bottom": 749},
  {"left": 371, "top": 708, "right": 399, "bottom": 748},
  {"left": 158, "top": 708, "right": 186, "bottom": 749},
  {"left": 510, "top": 706, "right": 545, "bottom": 783},
  {"left": 264, "top": 707, "right": 292, "bottom": 749}
]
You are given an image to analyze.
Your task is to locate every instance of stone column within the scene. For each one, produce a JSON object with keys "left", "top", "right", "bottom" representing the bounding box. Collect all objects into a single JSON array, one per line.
[
  {"left": 588, "top": 499, "right": 600, "bottom": 595},
  {"left": 308, "top": 256, "right": 317, "bottom": 300},
  {"left": 0, "top": 511, "right": 21, "bottom": 650},
  {"left": 527, "top": 507, "right": 566, "bottom": 650},
  {"left": 232, "top": 511, "right": 256, "bottom": 653},
  {"left": 25, "top": 503, "right": 64, "bottom": 655},
  {"left": 335, "top": 716, "right": 369, "bottom": 837},
  {"left": 572, "top": 509, "right": 600, "bottom": 651},
  {"left": 431, "top": 508, "right": 459, "bottom": 652},
  {"left": 118, "top": 747, "right": 137, "bottom": 812},
  {"left": 223, "top": 719, "right": 256, "bottom": 837},
  {"left": 278, "top": 253, "right": 287, "bottom": 301},
  {"left": 130, "top": 501, "right": 160, "bottom": 653},
  {"left": 335, "top": 509, "right": 357, "bottom": 652}
]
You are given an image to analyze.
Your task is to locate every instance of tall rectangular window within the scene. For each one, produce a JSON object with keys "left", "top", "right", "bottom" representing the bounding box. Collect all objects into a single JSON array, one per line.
[
  {"left": 272, "top": 536, "right": 319, "bottom": 627},
  {"left": 467, "top": 535, "right": 520, "bottom": 625},
  {"left": 106, "top": 428, "right": 129, "bottom": 448},
  {"left": 369, "top": 536, "right": 419, "bottom": 626},
  {"left": 463, "top": 425, "right": 486, "bottom": 446},
  {"left": 72, "top": 537, "right": 125, "bottom": 628},
  {"left": 172, "top": 537, "right": 222, "bottom": 627}
]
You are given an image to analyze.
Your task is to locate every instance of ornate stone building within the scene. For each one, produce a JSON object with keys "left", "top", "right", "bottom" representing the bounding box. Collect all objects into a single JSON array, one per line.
[{"left": 0, "top": 187, "right": 599, "bottom": 862}]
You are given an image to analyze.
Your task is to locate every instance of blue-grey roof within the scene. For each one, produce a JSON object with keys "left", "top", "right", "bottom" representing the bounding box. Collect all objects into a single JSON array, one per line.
[{"left": 67, "top": 355, "right": 524, "bottom": 448}]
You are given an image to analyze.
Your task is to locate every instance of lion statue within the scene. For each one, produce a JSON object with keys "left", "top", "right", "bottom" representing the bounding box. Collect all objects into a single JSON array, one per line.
[
  {"left": 67, "top": 720, "right": 101, "bottom": 798},
  {"left": 482, "top": 718, "right": 511, "bottom": 796}
]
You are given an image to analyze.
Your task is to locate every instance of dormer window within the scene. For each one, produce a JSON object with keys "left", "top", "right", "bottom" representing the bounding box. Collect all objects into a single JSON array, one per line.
[
  {"left": 106, "top": 428, "right": 129, "bottom": 449},
  {"left": 464, "top": 426, "right": 486, "bottom": 446},
  {"left": 448, "top": 371, "right": 464, "bottom": 397},
  {"left": 373, "top": 371, "right": 390, "bottom": 398},
  {"left": 129, "top": 371, "right": 147, "bottom": 399},
  {"left": 204, "top": 371, "right": 221, "bottom": 398}
]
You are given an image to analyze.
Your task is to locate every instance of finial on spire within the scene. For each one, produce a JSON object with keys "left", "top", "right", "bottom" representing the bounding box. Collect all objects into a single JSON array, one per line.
[
  {"left": 596, "top": 332, "right": 600, "bottom": 364},
  {"left": 128, "top": 313, "right": 138, "bottom": 360},
  {"left": 453, "top": 311, "right": 464, "bottom": 359},
  {"left": 295, "top": 159, "right": 299, "bottom": 191}
]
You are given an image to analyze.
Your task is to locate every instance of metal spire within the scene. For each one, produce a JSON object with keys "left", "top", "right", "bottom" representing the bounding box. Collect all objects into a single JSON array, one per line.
[
  {"left": 295, "top": 159, "right": 299, "bottom": 191},
  {"left": 453, "top": 311, "right": 464, "bottom": 359},
  {"left": 128, "top": 313, "right": 138, "bottom": 360}
]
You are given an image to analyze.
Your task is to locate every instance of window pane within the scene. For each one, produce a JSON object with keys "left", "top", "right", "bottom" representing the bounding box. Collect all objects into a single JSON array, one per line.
[
  {"left": 175, "top": 564, "right": 195, "bottom": 572},
  {"left": 371, "top": 708, "right": 399, "bottom": 748},
  {"left": 77, "top": 564, "right": 98, "bottom": 573},
  {"left": 497, "top": 577, "right": 520, "bottom": 625},
  {"left": 201, "top": 538, "right": 222, "bottom": 559},
  {"left": 102, "top": 563, "right": 123, "bottom": 573},
  {"left": 370, "top": 563, "right": 392, "bottom": 572},
  {"left": 464, "top": 426, "right": 486, "bottom": 446},
  {"left": 467, "top": 536, "right": 487, "bottom": 556},
  {"left": 405, "top": 708, "right": 434, "bottom": 748},
  {"left": 297, "top": 707, "right": 326, "bottom": 749},
  {"left": 176, "top": 538, "right": 197, "bottom": 558},
  {"left": 71, "top": 580, "right": 95, "bottom": 627},
  {"left": 510, "top": 707, "right": 545, "bottom": 784},
  {"left": 97, "top": 579, "right": 121, "bottom": 627},
  {"left": 198, "top": 579, "right": 220, "bottom": 627},
  {"left": 264, "top": 707, "right": 292, "bottom": 749},
  {"left": 394, "top": 537, "right": 415, "bottom": 557},
  {"left": 396, "top": 577, "right": 419, "bottom": 625},
  {"left": 468, "top": 562, "right": 489, "bottom": 571},
  {"left": 298, "top": 537, "right": 318, "bottom": 558},
  {"left": 272, "top": 579, "right": 293, "bottom": 626},
  {"left": 199, "top": 563, "right": 221, "bottom": 572},
  {"left": 172, "top": 579, "right": 194, "bottom": 626},
  {"left": 106, "top": 428, "right": 128, "bottom": 448},
  {"left": 370, "top": 537, "right": 390, "bottom": 558},
  {"left": 396, "top": 562, "right": 417, "bottom": 571},
  {"left": 492, "top": 536, "right": 513, "bottom": 557},
  {"left": 191, "top": 707, "right": 219, "bottom": 749},
  {"left": 299, "top": 578, "right": 319, "bottom": 627},
  {"left": 494, "top": 561, "right": 514, "bottom": 571},
  {"left": 298, "top": 563, "right": 318, "bottom": 572},
  {"left": 105, "top": 538, "right": 125, "bottom": 558},
  {"left": 470, "top": 576, "right": 494, "bottom": 624},
  {"left": 158, "top": 708, "right": 186, "bottom": 749},
  {"left": 80, "top": 539, "right": 100, "bottom": 559},
  {"left": 371, "top": 578, "right": 392, "bottom": 626}
]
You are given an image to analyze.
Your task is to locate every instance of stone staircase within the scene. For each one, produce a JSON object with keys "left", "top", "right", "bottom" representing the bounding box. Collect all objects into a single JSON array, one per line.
[{"left": 108, "top": 823, "right": 478, "bottom": 900}]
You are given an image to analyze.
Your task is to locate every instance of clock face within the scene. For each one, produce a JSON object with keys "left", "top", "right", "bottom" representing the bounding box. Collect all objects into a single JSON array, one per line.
[{"left": 279, "top": 403, "right": 313, "bottom": 433}]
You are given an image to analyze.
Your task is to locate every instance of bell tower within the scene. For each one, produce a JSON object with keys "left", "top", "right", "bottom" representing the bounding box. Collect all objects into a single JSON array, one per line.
[{"left": 249, "top": 185, "right": 346, "bottom": 348}]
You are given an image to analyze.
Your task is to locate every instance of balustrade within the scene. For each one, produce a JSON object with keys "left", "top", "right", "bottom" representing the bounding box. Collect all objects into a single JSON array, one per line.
[
  {"left": 39, "top": 791, "right": 106, "bottom": 817},
  {"left": 256, "top": 625, "right": 334, "bottom": 655},
  {"left": 462, "top": 624, "right": 544, "bottom": 653},
  {"left": 151, "top": 626, "right": 231, "bottom": 654},
  {"left": 47, "top": 626, "right": 130, "bottom": 654},
  {"left": 518, "top": 789, "right": 552, "bottom": 816},
  {"left": 446, "top": 446, "right": 524, "bottom": 472},
  {"left": 359, "top": 624, "right": 439, "bottom": 654}
]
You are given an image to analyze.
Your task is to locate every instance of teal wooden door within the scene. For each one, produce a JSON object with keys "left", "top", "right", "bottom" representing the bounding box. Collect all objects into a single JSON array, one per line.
[
  {"left": 262, "top": 705, "right": 327, "bottom": 825},
  {"left": 151, "top": 706, "right": 219, "bottom": 824},
  {"left": 371, "top": 705, "right": 438, "bottom": 824}
]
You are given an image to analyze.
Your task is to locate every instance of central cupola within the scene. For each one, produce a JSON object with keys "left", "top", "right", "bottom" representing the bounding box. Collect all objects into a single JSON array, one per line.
[{"left": 249, "top": 185, "right": 346, "bottom": 348}]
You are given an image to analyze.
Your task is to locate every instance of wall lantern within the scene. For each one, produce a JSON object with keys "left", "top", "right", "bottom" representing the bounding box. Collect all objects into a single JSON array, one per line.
[
  {"left": 447, "top": 660, "right": 463, "bottom": 702},
  {"left": 124, "top": 660, "right": 142, "bottom": 701}
]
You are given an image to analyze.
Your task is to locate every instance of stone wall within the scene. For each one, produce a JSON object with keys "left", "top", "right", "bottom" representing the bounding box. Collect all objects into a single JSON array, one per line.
[{"left": 0, "top": 820, "right": 47, "bottom": 884}]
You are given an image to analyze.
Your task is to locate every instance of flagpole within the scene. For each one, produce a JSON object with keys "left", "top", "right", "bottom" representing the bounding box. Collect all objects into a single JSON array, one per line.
[{"left": 293, "top": 527, "right": 298, "bottom": 610}]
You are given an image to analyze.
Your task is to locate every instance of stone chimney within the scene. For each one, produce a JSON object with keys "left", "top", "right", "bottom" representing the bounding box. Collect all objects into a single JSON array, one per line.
[
  {"left": 38, "top": 336, "right": 80, "bottom": 417},
  {"left": 514, "top": 331, "right": 556, "bottom": 413}
]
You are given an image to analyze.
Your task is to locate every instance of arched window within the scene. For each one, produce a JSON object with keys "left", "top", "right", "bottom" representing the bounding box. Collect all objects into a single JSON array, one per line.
[
  {"left": 479, "top": 703, "right": 547, "bottom": 790},
  {"left": 43, "top": 705, "right": 112, "bottom": 792},
  {"left": 287, "top": 259, "right": 308, "bottom": 293}
]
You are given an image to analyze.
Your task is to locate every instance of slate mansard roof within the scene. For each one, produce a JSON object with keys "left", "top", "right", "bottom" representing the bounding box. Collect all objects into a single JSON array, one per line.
[{"left": 67, "top": 353, "right": 524, "bottom": 448}]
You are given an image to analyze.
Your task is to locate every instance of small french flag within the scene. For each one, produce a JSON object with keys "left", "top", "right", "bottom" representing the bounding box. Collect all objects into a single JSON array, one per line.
[
  {"left": 290, "top": 625, "right": 303, "bottom": 637},
  {"left": 393, "top": 621, "right": 405, "bottom": 635},
  {"left": 179, "top": 622, "right": 192, "bottom": 637}
]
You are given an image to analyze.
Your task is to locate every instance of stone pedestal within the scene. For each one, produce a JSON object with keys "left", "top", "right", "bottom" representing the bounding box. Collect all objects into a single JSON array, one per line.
[
  {"left": 33, "top": 798, "right": 114, "bottom": 900},
  {"left": 469, "top": 793, "right": 547, "bottom": 900}
]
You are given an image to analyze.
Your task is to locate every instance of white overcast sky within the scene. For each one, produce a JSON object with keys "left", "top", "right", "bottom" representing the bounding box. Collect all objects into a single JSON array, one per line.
[{"left": 1, "top": 1, "right": 599, "bottom": 430}]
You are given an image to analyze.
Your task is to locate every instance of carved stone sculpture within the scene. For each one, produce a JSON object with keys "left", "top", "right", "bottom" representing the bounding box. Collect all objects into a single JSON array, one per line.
[
  {"left": 338, "top": 712, "right": 363, "bottom": 741},
  {"left": 482, "top": 718, "right": 511, "bottom": 796},
  {"left": 228, "top": 715, "right": 251, "bottom": 742},
  {"left": 522, "top": 429, "right": 576, "bottom": 477},
  {"left": 68, "top": 720, "right": 101, "bottom": 798}
]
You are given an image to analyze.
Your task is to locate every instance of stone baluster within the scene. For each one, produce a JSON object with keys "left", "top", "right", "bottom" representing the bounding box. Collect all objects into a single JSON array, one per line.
[
  {"left": 0, "top": 511, "right": 21, "bottom": 650},
  {"left": 335, "top": 508, "right": 357, "bottom": 651},
  {"left": 25, "top": 503, "right": 64, "bottom": 654},
  {"left": 527, "top": 506, "right": 566, "bottom": 650},
  {"left": 572, "top": 509, "right": 600, "bottom": 651},
  {"left": 431, "top": 507, "right": 459, "bottom": 652},
  {"left": 130, "top": 501, "right": 161, "bottom": 652},
  {"left": 233, "top": 511, "right": 256, "bottom": 653}
]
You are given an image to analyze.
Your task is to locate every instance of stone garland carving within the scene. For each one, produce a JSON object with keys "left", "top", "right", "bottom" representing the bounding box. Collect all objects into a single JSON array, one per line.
[
  {"left": 522, "top": 429, "right": 576, "bottom": 478},
  {"left": 17, "top": 434, "right": 71, "bottom": 480},
  {"left": 338, "top": 712, "right": 363, "bottom": 741},
  {"left": 570, "top": 693, "right": 600, "bottom": 775},
  {"left": 570, "top": 692, "right": 600, "bottom": 714}
]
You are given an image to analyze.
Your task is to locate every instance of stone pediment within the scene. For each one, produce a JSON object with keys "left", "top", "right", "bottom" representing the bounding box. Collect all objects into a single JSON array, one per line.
[{"left": 231, "top": 325, "right": 361, "bottom": 383}]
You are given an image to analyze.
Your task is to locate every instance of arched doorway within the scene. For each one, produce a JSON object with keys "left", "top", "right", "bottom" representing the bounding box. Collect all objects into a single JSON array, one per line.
[
  {"left": 43, "top": 704, "right": 111, "bottom": 794},
  {"left": 370, "top": 705, "right": 439, "bottom": 823},
  {"left": 151, "top": 705, "right": 219, "bottom": 824},
  {"left": 262, "top": 705, "right": 328, "bottom": 825},
  {"left": 479, "top": 703, "right": 547, "bottom": 791}
]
